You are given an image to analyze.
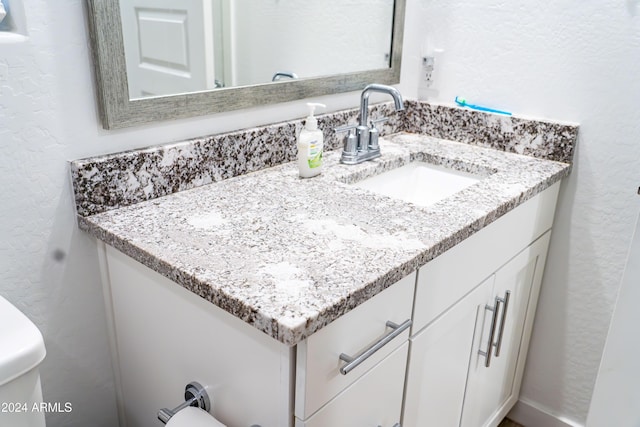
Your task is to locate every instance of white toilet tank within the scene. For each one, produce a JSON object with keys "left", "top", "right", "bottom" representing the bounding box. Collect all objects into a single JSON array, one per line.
[{"left": 0, "top": 295, "right": 47, "bottom": 427}]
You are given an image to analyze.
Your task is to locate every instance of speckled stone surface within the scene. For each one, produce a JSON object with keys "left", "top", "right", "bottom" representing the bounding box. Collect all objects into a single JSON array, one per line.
[
  {"left": 78, "top": 133, "right": 571, "bottom": 345},
  {"left": 70, "top": 101, "right": 577, "bottom": 217},
  {"left": 402, "top": 101, "right": 577, "bottom": 163}
]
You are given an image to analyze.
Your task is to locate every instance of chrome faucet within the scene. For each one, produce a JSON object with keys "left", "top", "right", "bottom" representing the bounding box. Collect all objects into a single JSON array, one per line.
[{"left": 336, "top": 84, "right": 404, "bottom": 165}]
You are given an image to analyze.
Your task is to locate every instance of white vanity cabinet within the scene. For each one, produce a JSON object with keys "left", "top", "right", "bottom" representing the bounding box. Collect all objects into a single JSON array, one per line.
[
  {"left": 403, "top": 182, "right": 560, "bottom": 427},
  {"left": 98, "top": 181, "right": 561, "bottom": 427}
]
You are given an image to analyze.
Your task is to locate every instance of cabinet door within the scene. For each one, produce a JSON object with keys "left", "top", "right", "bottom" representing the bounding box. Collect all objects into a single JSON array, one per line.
[
  {"left": 403, "top": 277, "right": 494, "bottom": 427},
  {"left": 296, "top": 343, "right": 408, "bottom": 427},
  {"left": 461, "top": 231, "right": 551, "bottom": 427}
]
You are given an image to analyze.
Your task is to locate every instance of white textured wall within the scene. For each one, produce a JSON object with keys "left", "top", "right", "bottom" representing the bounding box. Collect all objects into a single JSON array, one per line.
[
  {"left": 2, "top": 1, "right": 638, "bottom": 426},
  {"left": 400, "top": 0, "right": 640, "bottom": 424}
]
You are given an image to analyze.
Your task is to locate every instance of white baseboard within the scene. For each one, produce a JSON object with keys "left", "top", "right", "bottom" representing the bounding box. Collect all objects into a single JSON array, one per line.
[{"left": 508, "top": 399, "right": 584, "bottom": 427}]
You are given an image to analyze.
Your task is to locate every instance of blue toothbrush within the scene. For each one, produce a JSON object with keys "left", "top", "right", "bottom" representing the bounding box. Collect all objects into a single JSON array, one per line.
[{"left": 455, "top": 96, "right": 512, "bottom": 116}]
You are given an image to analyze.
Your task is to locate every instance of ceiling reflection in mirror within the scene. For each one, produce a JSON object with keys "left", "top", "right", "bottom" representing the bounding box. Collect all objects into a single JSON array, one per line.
[{"left": 119, "top": 0, "right": 395, "bottom": 99}]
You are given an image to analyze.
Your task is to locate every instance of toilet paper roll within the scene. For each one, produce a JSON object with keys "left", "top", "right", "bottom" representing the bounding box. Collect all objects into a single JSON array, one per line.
[{"left": 165, "top": 406, "right": 226, "bottom": 427}]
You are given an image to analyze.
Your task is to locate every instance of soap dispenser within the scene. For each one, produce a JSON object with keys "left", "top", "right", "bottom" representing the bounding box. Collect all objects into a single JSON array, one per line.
[{"left": 297, "top": 102, "right": 326, "bottom": 178}]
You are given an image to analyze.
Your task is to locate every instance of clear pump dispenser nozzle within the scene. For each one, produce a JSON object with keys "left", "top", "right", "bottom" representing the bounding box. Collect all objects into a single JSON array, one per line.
[{"left": 305, "top": 103, "right": 326, "bottom": 130}]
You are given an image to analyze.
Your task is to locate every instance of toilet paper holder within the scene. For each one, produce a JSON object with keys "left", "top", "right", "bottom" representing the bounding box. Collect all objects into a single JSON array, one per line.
[{"left": 157, "top": 381, "right": 211, "bottom": 424}]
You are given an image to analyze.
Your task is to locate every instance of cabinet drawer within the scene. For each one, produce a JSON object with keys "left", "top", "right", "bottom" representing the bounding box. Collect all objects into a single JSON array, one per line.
[
  {"left": 295, "top": 272, "right": 415, "bottom": 420},
  {"left": 412, "top": 182, "right": 559, "bottom": 333},
  {"left": 296, "top": 342, "right": 408, "bottom": 427}
]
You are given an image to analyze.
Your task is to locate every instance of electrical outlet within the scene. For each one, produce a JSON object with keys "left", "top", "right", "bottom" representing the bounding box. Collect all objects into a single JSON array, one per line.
[{"left": 421, "top": 56, "right": 435, "bottom": 87}]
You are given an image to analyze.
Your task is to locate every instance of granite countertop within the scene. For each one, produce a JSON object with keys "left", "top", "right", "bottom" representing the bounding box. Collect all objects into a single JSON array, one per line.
[{"left": 78, "top": 132, "right": 571, "bottom": 346}]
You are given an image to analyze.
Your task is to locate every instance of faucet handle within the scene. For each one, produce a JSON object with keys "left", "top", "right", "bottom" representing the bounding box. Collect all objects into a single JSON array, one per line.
[
  {"left": 368, "top": 117, "right": 389, "bottom": 153},
  {"left": 334, "top": 124, "right": 358, "bottom": 134},
  {"left": 366, "top": 117, "right": 389, "bottom": 153},
  {"left": 335, "top": 124, "right": 359, "bottom": 161},
  {"left": 370, "top": 117, "right": 389, "bottom": 129}
]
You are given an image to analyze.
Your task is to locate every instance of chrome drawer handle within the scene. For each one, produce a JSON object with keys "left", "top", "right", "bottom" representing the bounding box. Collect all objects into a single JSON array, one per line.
[
  {"left": 339, "top": 319, "right": 412, "bottom": 375},
  {"left": 494, "top": 290, "right": 511, "bottom": 357},
  {"left": 378, "top": 424, "right": 401, "bottom": 427},
  {"left": 478, "top": 297, "right": 501, "bottom": 368}
]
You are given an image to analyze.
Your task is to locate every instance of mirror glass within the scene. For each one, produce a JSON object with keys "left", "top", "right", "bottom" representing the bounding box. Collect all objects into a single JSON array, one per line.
[
  {"left": 119, "top": 0, "right": 395, "bottom": 99},
  {"left": 87, "top": 0, "right": 405, "bottom": 129}
]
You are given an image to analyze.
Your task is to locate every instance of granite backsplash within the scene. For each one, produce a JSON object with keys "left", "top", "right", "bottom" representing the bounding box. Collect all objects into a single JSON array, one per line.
[{"left": 70, "top": 100, "right": 578, "bottom": 218}]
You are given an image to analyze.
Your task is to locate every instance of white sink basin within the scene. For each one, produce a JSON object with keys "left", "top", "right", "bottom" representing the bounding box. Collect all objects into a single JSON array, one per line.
[{"left": 352, "top": 161, "right": 482, "bottom": 207}]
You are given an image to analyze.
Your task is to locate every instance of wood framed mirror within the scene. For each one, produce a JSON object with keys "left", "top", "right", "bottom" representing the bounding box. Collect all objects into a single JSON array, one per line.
[{"left": 86, "top": 0, "right": 405, "bottom": 129}]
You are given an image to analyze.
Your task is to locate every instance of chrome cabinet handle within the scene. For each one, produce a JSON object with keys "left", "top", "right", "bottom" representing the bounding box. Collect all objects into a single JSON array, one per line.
[
  {"left": 478, "top": 297, "right": 502, "bottom": 368},
  {"left": 494, "top": 290, "right": 511, "bottom": 357},
  {"left": 339, "top": 319, "right": 412, "bottom": 375},
  {"left": 378, "top": 424, "right": 401, "bottom": 427}
]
